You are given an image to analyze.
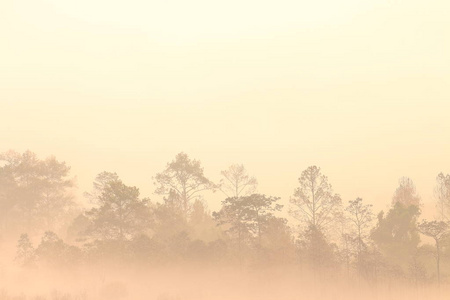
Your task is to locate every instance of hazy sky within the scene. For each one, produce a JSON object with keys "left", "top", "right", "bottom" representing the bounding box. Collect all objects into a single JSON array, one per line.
[{"left": 1, "top": 0, "right": 449, "bottom": 216}]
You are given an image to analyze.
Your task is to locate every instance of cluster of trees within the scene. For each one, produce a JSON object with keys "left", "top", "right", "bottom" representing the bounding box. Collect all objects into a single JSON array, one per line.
[
  {"left": 0, "top": 150, "right": 75, "bottom": 236},
  {"left": 1, "top": 150, "right": 450, "bottom": 285}
]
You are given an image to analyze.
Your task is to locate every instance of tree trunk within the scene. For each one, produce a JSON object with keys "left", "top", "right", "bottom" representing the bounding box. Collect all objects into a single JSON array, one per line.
[{"left": 436, "top": 238, "right": 441, "bottom": 287}]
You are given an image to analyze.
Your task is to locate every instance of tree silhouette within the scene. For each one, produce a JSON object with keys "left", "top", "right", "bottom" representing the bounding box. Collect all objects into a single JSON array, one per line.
[
  {"left": 371, "top": 203, "right": 421, "bottom": 273},
  {"left": 290, "top": 166, "right": 342, "bottom": 230},
  {"left": 213, "top": 196, "right": 253, "bottom": 256},
  {"left": 0, "top": 150, "right": 75, "bottom": 232},
  {"left": 392, "top": 177, "right": 420, "bottom": 208},
  {"left": 418, "top": 219, "right": 449, "bottom": 286},
  {"left": 345, "top": 197, "right": 374, "bottom": 265},
  {"left": 154, "top": 152, "right": 215, "bottom": 218},
  {"left": 85, "top": 176, "right": 151, "bottom": 241},
  {"left": 15, "top": 233, "right": 36, "bottom": 268},
  {"left": 219, "top": 164, "right": 257, "bottom": 198},
  {"left": 435, "top": 173, "right": 450, "bottom": 222}
]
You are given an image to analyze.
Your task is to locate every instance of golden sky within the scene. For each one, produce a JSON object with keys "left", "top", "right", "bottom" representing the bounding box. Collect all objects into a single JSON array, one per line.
[{"left": 1, "top": 0, "right": 449, "bottom": 216}]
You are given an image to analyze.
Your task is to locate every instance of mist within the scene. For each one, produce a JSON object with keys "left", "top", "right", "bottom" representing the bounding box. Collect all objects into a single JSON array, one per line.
[
  {"left": 2, "top": 0, "right": 450, "bottom": 299},
  {"left": 1, "top": 152, "right": 450, "bottom": 299}
]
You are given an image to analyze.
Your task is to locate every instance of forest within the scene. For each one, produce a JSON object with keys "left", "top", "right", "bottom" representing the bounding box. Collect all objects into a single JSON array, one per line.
[{"left": 0, "top": 149, "right": 449, "bottom": 300}]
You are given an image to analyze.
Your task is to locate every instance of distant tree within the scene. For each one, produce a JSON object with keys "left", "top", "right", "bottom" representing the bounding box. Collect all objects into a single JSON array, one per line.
[
  {"left": 67, "top": 213, "right": 92, "bottom": 242},
  {"left": 418, "top": 220, "right": 449, "bottom": 286},
  {"left": 15, "top": 233, "right": 36, "bottom": 268},
  {"left": 434, "top": 173, "right": 450, "bottom": 222},
  {"left": 190, "top": 200, "right": 210, "bottom": 226},
  {"left": 213, "top": 196, "right": 253, "bottom": 255},
  {"left": 339, "top": 232, "right": 357, "bottom": 277},
  {"left": 345, "top": 198, "right": 374, "bottom": 262},
  {"left": 0, "top": 165, "right": 16, "bottom": 234},
  {"left": 0, "top": 150, "right": 43, "bottom": 232},
  {"left": 166, "top": 231, "right": 191, "bottom": 261},
  {"left": 357, "top": 247, "right": 388, "bottom": 281},
  {"left": 258, "top": 216, "right": 296, "bottom": 265},
  {"left": 289, "top": 166, "right": 342, "bottom": 231},
  {"left": 245, "top": 194, "right": 282, "bottom": 245},
  {"left": 188, "top": 199, "right": 222, "bottom": 242},
  {"left": 152, "top": 202, "right": 188, "bottom": 240},
  {"left": 84, "top": 171, "right": 119, "bottom": 204},
  {"left": 35, "top": 231, "right": 81, "bottom": 268},
  {"left": 154, "top": 152, "right": 215, "bottom": 218},
  {"left": 213, "top": 193, "right": 283, "bottom": 261},
  {"left": 85, "top": 176, "right": 152, "bottom": 240},
  {"left": 0, "top": 150, "right": 75, "bottom": 232},
  {"left": 35, "top": 231, "right": 66, "bottom": 264},
  {"left": 335, "top": 213, "right": 357, "bottom": 277},
  {"left": 129, "top": 234, "right": 163, "bottom": 265},
  {"left": 219, "top": 164, "right": 257, "bottom": 198},
  {"left": 371, "top": 203, "right": 421, "bottom": 273},
  {"left": 38, "top": 156, "right": 75, "bottom": 228},
  {"left": 392, "top": 177, "right": 420, "bottom": 208},
  {"left": 299, "top": 224, "right": 337, "bottom": 270},
  {"left": 408, "top": 255, "right": 427, "bottom": 287}
]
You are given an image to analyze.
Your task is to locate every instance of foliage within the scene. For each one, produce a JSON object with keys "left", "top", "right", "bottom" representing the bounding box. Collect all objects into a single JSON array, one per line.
[
  {"left": 154, "top": 152, "right": 215, "bottom": 217},
  {"left": 345, "top": 197, "right": 374, "bottom": 265},
  {"left": 392, "top": 177, "right": 421, "bottom": 208},
  {"left": 15, "top": 233, "right": 36, "bottom": 268},
  {"left": 371, "top": 203, "right": 421, "bottom": 272},
  {"left": 84, "top": 177, "right": 152, "bottom": 241},
  {"left": 214, "top": 194, "right": 282, "bottom": 246},
  {"left": 4, "top": 149, "right": 450, "bottom": 286},
  {"left": 219, "top": 164, "right": 257, "bottom": 198},
  {"left": 418, "top": 219, "right": 450, "bottom": 285},
  {"left": 0, "top": 150, "right": 75, "bottom": 233},
  {"left": 435, "top": 173, "right": 450, "bottom": 222},
  {"left": 290, "top": 166, "right": 342, "bottom": 231},
  {"left": 298, "top": 225, "right": 337, "bottom": 269},
  {"left": 35, "top": 231, "right": 82, "bottom": 268}
]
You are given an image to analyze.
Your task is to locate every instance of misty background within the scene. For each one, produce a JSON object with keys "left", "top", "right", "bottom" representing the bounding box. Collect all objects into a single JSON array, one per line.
[
  {"left": 1, "top": 0, "right": 450, "bottom": 299},
  {"left": 1, "top": 0, "right": 450, "bottom": 216}
]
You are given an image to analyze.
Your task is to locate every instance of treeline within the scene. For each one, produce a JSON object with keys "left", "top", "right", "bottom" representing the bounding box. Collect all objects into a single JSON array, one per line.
[{"left": 1, "top": 150, "right": 450, "bottom": 285}]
